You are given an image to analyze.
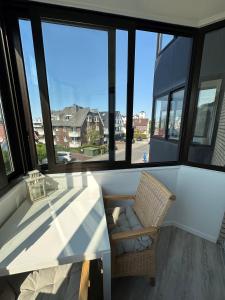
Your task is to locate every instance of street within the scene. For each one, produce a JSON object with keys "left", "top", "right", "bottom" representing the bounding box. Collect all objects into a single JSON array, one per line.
[
  {"left": 87, "top": 141, "right": 150, "bottom": 163},
  {"left": 131, "top": 141, "right": 150, "bottom": 163}
]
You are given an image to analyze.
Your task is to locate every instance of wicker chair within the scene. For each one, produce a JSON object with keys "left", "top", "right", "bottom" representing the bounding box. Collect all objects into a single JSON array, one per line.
[{"left": 104, "top": 171, "right": 175, "bottom": 285}]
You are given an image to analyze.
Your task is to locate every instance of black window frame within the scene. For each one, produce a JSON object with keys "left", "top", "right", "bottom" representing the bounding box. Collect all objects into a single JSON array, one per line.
[
  {"left": 0, "top": 14, "right": 27, "bottom": 190},
  {"left": 191, "top": 78, "right": 222, "bottom": 146},
  {"left": 1, "top": 0, "right": 198, "bottom": 175},
  {"left": 151, "top": 86, "right": 186, "bottom": 143}
]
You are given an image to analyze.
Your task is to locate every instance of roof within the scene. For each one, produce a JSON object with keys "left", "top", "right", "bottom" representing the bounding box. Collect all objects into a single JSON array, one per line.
[
  {"left": 100, "top": 112, "right": 109, "bottom": 129},
  {"left": 51, "top": 107, "right": 89, "bottom": 127},
  {"left": 133, "top": 118, "right": 149, "bottom": 127},
  {"left": 100, "top": 111, "right": 122, "bottom": 129}
]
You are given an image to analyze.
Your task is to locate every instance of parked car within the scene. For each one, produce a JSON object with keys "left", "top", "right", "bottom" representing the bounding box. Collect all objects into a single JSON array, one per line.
[{"left": 56, "top": 151, "right": 72, "bottom": 164}]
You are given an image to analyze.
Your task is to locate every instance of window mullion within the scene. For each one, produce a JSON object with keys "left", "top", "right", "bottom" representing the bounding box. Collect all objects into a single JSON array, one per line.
[
  {"left": 125, "top": 28, "right": 135, "bottom": 163},
  {"left": 108, "top": 29, "right": 116, "bottom": 161},
  {"left": 165, "top": 93, "right": 171, "bottom": 139},
  {"left": 30, "top": 14, "right": 55, "bottom": 170}
]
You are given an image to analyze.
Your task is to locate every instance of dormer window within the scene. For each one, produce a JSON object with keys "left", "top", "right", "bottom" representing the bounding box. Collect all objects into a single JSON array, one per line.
[{"left": 65, "top": 114, "right": 72, "bottom": 120}]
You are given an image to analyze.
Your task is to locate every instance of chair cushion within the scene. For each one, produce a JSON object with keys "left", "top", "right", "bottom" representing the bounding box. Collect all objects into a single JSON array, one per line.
[
  {"left": 18, "top": 263, "right": 82, "bottom": 300},
  {"left": 106, "top": 206, "right": 152, "bottom": 255}
]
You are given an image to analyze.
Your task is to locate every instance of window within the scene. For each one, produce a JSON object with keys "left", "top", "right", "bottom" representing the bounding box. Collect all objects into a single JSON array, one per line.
[
  {"left": 10, "top": 4, "right": 192, "bottom": 172},
  {"left": 192, "top": 80, "right": 221, "bottom": 145},
  {"left": 0, "top": 95, "right": 14, "bottom": 175},
  {"left": 153, "top": 96, "right": 168, "bottom": 138},
  {"left": 188, "top": 27, "right": 225, "bottom": 168},
  {"left": 132, "top": 30, "right": 157, "bottom": 163},
  {"left": 157, "top": 33, "right": 175, "bottom": 54},
  {"left": 41, "top": 21, "right": 109, "bottom": 163},
  {"left": 115, "top": 30, "right": 128, "bottom": 161},
  {"left": 168, "top": 89, "right": 185, "bottom": 140},
  {"left": 19, "top": 19, "right": 47, "bottom": 165}
]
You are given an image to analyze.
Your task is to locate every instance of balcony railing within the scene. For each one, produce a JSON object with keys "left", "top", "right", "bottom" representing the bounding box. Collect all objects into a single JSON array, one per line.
[{"left": 69, "top": 131, "right": 80, "bottom": 138}]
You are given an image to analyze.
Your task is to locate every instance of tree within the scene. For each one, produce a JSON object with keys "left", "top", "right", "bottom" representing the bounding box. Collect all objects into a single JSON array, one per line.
[
  {"left": 2, "top": 150, "right": 11, "bottom": 174},
  {"left": 86, "top": 128, "right": 102, "bottom": 146},
  {"left": 36, "top": 143, "right": 47, "bottom": 163}
]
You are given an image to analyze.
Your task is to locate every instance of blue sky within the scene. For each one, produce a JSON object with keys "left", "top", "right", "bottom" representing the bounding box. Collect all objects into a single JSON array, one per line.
[{"left": 19, "top": 20, "right": 157, "bottom": 120}]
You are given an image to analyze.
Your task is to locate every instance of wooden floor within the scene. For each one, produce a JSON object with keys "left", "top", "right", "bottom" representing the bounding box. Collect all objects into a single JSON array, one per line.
[{"left": 112, "top": 226, "right": 225, "bottom": 300}]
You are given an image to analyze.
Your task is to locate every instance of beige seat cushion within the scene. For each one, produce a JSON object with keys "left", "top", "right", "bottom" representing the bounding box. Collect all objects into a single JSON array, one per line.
[
  {"left": 18, "top": 263, "right": 82, "bottom": 300},
  {"left": 106, "top": 206, "right": 152, "bottom": 255}
]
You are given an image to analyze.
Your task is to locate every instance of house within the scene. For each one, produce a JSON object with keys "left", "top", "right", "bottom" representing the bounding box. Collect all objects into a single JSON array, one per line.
[
  {"left": 33, "top": 118, "right": 45, "bottom": 144},
  {"left": 0, "top": 121, "right": 5, "bottom": 144},
  {"left": 100, "top": 111, "right": 126, "bottom": 142},
  {"left": 51, "top": 106, "right": 104, "bottom": 148},
  {"left": 133, "top": 118, "right": 149, "bottom": 136}
]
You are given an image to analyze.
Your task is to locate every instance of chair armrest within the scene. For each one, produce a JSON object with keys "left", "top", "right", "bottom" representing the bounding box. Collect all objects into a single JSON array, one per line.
[
  {"left": 104, "top": 194, "right": 136, "bottom": 202},
  {"left": 111, "top": 227, "right": 159, "bottom": 241}
]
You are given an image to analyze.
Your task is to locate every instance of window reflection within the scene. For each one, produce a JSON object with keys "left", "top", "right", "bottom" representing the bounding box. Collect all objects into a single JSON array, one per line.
[
  {"left": 168, "top": 89, "right": 184, "bottom": 140},
  {"left": 153, "top": 96, "right": 168, "bottom": 138},
  {"left": 0, "top": 94, "right": 14, "bottom": 174}
]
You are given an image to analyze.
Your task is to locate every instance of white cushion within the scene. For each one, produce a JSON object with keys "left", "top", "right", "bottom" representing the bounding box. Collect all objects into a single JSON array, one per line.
[
  {"left": 18, "top": 263, "right": 82, "bottom": 300},
  {"left": 106, "top": 206, "right": 152, "bottom": 255}
]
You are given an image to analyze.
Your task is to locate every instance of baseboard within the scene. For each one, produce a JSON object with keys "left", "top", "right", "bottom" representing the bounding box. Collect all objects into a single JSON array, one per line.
[{"left": 162, "top": 221, "right": 217, "bottom": 243}]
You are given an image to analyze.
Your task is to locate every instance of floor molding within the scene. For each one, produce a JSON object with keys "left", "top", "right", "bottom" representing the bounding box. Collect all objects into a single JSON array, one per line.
[{"left": 162, "top": 221, "right": 217, "bottom": 243}]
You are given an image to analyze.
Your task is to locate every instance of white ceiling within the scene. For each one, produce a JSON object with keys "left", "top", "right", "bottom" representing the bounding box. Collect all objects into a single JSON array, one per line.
[{"left": 31, "top": 0, "right": 225, "bottom": 27}]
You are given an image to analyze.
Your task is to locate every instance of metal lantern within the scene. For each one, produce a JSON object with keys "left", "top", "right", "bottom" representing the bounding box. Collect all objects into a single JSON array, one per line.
[{"left": 26, "top": 170, "right": 47, "bottom": 202}]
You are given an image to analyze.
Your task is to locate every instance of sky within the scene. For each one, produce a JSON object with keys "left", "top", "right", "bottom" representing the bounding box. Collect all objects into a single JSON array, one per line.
[{"left": 19, "top": 20, "right": 158, "bottom": 120}]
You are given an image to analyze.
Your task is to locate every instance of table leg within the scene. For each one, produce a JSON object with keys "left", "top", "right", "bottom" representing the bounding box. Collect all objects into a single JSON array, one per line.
[{"left": 102, "top": 251, "right": 111, "bottom": 300}]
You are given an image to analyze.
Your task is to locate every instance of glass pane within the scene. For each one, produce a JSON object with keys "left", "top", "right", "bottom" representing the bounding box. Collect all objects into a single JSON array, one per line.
[
  {"left": 193, "top": 81, "right": 220, "bottom": 145},
  {"left": 153, "top": 96, "right": 168, "bottom": 138},
  {"left": 168, "top": 89, "right": 184, "bottom": 140},
  {"left": 0, "top": 95, "right": 14, "bottom": 174},
  {"left": 115, "top": 30, "right": 128, "bottom": 161},
  {"left": 161, "top": 34, "right": 174, "bottom": 50},
  {"left": 132, "top": 30, "right": 157, "bottom": 163},
  {"left": 188, "top": 28, "right": 225, "bottom": 166},
  {"left": 42, "top": 21, "right": 109, "bottom": 163},
  {"left": 19, "top": 19, "right": 47, "bottom": 165}
]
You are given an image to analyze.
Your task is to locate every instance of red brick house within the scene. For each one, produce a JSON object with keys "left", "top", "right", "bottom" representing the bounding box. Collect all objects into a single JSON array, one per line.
[{"left": 133, "top": 118, "right": 149, "bottom": 135}]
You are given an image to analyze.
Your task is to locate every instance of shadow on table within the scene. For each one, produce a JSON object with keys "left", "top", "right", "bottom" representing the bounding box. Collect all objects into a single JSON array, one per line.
[{"left": 0, "top": 188, "right": 86, "bottom": 275}]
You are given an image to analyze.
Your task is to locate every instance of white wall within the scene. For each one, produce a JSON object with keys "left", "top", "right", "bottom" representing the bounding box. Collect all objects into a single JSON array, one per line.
[
  {"left": 49, "top": 166, "right": 179, "bottom": 222},
  {"left": 174, "top": 166, "right": 225, "bottom": 242},
  {"left": 0, "top": 181, "right": 27, "bottom": 227},
  {"left": 2, "top": 165, "right": 225, "bottom": 243}
]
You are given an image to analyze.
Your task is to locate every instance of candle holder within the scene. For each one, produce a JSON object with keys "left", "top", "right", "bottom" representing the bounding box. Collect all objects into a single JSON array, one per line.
[{"left": 26, "top": 170, "right": 47, "bottom": 202}]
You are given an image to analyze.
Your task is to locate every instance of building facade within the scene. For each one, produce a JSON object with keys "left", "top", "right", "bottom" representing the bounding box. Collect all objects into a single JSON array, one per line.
[{"left": 33, "top": 106, "right": 104, "bottom": 148}]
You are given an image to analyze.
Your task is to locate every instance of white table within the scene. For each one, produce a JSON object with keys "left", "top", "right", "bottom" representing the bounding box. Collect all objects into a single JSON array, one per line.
[{"left": 0, "top": 184, "right": 111, "bottom": 300}]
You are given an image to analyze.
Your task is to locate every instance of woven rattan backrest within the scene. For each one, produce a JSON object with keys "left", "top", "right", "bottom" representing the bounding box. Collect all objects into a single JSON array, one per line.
[{"left": 133, "top": 171, "right": 176, "bottom": 227}]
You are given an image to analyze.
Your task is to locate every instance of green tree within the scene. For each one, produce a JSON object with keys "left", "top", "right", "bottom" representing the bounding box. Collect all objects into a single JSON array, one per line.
[
  {"left": 36, "top": 143, "right": 47, "bottom": 163},
  {"left": 86, "top": 128, "right": 102, "bottom": 146},
  {"left": 2, "top": 150, "right": 11, "bottom": 174}
]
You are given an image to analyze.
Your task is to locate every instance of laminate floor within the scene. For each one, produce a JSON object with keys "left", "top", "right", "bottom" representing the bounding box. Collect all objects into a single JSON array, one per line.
[{"left": 112, "top": 226, "right": 225, "bottom": 300}]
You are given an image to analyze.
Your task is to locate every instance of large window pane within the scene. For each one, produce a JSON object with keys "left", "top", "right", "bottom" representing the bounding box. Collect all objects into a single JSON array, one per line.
[
  {"left": 132, "top": 30, "right": 156, "bottom": 163},
  {"left": 0, "top": 95, "right": 14, "bottom": 174},
  {"left": 168, "top": 89, "right": 184, "bottom": 140},
  {"left": 19, "top": 19, "right": 47, "bottom": 165},
  {"left": 188, "top": 27, "right": 225, "bottom": 167},
  {"left": 42, "top": 21, "right": 109, "bottom": 163},
  {"left": 153, "top": 96, "right": 168, "bottom": 138},
  {"left": 115, "top": 30, "right": 128, "bottom": 161},
  {"left": 192, "top": 80, "right": 220, "bottom": 145}
]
